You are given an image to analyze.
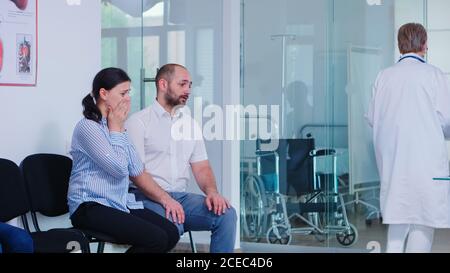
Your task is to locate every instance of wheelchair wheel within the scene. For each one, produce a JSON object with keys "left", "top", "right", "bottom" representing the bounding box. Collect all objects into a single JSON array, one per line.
[
  {"left": 336, "top": 223, "right": 358, "bottom": 247},
  {"left": 241, "top": 174, "right": 267, "bottom": 241},
  {"left": 266, "top": 224, "right": 292, "bottom": 245}
]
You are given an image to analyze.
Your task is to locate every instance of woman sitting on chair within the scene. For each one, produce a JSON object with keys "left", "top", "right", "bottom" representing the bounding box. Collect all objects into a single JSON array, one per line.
[{"left": 67, "top": 67, "right": 180, "bottom": 253}]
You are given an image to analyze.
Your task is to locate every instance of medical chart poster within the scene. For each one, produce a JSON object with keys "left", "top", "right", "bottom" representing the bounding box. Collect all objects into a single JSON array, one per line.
[{"left": 0, "top": 0, "right": 38, "bottom": 86}]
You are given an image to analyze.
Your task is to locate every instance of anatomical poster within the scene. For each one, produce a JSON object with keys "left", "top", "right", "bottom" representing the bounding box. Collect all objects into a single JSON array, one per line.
[{"left": 0, "top": 0, "right": 37, "bottom": 86}]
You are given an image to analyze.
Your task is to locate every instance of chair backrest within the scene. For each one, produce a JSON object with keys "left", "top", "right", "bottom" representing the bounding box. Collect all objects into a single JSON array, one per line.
[
  {"left": 20, "top": 154, "right": 72, "bottom": 217},
  {"left": 286, "top": 138, "right": 315, "bottom": 195},
  {"left": 1, "top": 157, "right": 90, "bottom": 253},
  {"left": 256, "top": 138, "right": 315, "bottom": 196},
  {"left": 0, "top": 159, "right": 31, "bottom": 222}
]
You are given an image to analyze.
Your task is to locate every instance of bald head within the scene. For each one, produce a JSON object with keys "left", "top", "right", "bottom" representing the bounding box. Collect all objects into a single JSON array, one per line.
[{"left": 155, "top": 63, "right": 188, "bottom": 91}]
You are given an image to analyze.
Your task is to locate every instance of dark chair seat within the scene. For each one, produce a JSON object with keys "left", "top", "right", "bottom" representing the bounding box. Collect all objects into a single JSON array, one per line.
[
  {"left": 0, "top": 158, "right": 90, "bottom": 253},
  {"left": 20, "top": 154, "right": 198, "bottom": 253},
  {"left": 19, "top": 154, "right": 94, "bottom": 252},
  {"left": 31, "top": 228, "right": 89, "bottom": 253},
  {"left": 80, "top": 229, "right": 122, "bottom": 244}
]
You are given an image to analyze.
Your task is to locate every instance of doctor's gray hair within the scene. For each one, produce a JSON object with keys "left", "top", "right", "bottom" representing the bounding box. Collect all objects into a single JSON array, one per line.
[{"left": 398, "top": 23, "right": 427, "bottom": 54}]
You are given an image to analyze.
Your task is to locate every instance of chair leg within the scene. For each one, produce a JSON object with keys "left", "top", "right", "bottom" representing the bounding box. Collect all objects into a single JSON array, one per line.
[
  {"left": 188, "top": 231, "right": 197, "bottom": 253},
  {"left": 97, "top": 241, "right": 105, "bottom": 253},
  {"left": 83, "top": 242, "right": 91, "bottom": 253}
]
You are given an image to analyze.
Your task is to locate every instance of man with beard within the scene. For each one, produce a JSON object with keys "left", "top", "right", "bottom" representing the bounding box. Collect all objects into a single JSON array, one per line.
[{"left": 125, "top": 64, "right": 237, "bottom": 253}]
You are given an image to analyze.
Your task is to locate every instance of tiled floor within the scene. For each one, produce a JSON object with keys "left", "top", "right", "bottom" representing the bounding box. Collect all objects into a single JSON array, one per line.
[{"left": 188, "top": 204, "right": 450, "bottom": 253}]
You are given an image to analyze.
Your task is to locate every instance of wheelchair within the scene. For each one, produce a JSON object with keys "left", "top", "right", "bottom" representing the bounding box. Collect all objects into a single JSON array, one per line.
[{"left": 241, "top": 138, "right": 358, "bottom": 247}]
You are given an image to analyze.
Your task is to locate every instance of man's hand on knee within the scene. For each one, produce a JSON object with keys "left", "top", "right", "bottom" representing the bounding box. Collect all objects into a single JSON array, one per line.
[
  {"left": 162, "top": 197, "right": 185, "bottom": 224},
  {"left": 205, "top": 192, "right": 231, "bottom": 216}
]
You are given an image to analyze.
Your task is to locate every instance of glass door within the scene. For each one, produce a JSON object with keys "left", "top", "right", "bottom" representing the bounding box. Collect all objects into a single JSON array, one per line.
[
  {"left": 240, "top": 0, "right": 428, "bottom": 252},
  {"left": 240, "top": 0, "right": 337, "bottom": 247},
  {"left": 101, "top": 0, "right": 226, "bottom": 247}
]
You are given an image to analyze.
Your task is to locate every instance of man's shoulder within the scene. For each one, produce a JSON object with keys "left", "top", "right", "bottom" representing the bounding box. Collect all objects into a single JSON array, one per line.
[
  {"left": 125, "top": 107, "right": 154, "bottom": 134},
  {"left": 423, "top": 62, "right": 446, "bottom": 75},
  {"left": 128, "top": 107, "right": 152, "bottom": 123},
  {"left": 180, "top": 109, "right": 200, "bottom": 125}
]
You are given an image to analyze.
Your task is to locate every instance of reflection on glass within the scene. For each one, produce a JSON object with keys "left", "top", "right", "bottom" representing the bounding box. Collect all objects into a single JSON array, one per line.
[
  {"left": 127, "top": 37, "right": 142, "bottom": 114},
  {"left": 143, "top": 1, "right": 164, "bottom": 27},
  {"left": 102, "top": 38, "right": 117, "bottom": 68},
  {"left": 428, "top": 0, "right": 450, "bottom": 30},
  {"left": 102, "top": 0, "right": 162, "bottom": 28},
  {"left": 168, "top": 31, "right": 185, "bottom": 64},
  {"left": 194, "top": 29, "right": 214, "bottom": 105},
  {"left": 241, "top": 0, "right": 429, "bottom": 251},
  {"left": 143, "top": 36, "right": 160, "bottom": 108},
  {"left": 101, "top": 1, "right": 142, "bottom": 28},
  {"left": 428, "top": 32, "right": 450, "bottom": 73}
]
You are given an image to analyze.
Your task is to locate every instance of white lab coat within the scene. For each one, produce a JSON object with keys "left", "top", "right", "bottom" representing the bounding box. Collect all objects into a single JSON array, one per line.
[{"left": 366, "top": 53, "right": 450, "bottom": 228}]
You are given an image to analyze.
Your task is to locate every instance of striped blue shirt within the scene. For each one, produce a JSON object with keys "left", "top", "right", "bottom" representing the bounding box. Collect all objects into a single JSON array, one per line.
[{"left": 67, "top": 117, "right": 144, "bottom": 216}]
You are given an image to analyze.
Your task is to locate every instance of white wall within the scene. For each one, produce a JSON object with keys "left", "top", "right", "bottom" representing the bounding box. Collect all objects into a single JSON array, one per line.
[
  {"left": 0, "top": 0, "right": 101, "bottom": 164},
  {"left": 1, "top": 0, "right": 101, "bottom": 235}
]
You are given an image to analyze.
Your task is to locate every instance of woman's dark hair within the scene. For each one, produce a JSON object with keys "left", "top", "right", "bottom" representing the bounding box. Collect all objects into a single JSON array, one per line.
[{"left": 82, "top": 67, "right": 131, "bottom": 122}]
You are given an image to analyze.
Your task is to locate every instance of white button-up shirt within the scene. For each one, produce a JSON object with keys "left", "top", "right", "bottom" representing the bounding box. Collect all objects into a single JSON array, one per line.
[
  {"left": 125, "top": 101, "right": 208, "bottom": 192},
  {"left": 68, "top": 118, "right": 144, "bottom": 216}
]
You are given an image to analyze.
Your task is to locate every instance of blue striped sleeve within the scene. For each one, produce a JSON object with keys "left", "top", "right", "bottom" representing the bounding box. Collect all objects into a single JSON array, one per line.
[{"left": 75, "top": 120, "right": 130, "bottom": 179}]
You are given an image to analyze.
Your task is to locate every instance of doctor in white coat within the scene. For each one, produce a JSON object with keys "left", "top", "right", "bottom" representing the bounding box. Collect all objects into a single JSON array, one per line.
[{"left": 366, "top": 23, "right": 450, "bottom": 253}]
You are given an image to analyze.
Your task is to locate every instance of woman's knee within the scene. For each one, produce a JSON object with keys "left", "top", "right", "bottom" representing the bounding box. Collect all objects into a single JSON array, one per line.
[
  {"left": 141, "top": 224, "right": 179, "bottom": 252},
  {"left": 140, "top": 232, "right": 169, "bottom": 252},
  {"left": 165, "top": 223, "right": 180, "bottom": 252}
]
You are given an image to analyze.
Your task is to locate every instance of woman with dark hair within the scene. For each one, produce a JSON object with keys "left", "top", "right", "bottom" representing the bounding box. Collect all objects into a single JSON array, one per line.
[{"left": 67, "top": 67, "right": 180, "bottom": 253}]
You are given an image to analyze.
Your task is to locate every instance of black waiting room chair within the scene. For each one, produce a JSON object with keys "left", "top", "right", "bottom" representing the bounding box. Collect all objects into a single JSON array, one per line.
[
  {"left": 20, "top": 153, "right": 197, "bottom": 253},
  {"left": 0, "top": 158, "right": 89, "bottom": 253},
  {"left": 20, "top": 153, "right": 120, "bottom": 253}
]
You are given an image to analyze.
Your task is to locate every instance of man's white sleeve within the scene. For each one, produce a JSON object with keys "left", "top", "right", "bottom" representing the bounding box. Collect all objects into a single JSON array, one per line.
[
  {"left": 190, "top": 121, "right": 208, "bottom": 163},
  {"left": 125, "top": 116, "right": 146, "bottom": 163}
]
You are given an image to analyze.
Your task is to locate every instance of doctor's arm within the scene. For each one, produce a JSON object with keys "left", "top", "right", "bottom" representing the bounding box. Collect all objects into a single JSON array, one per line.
[
  {"left": 365, "top": 73, "right": 381, "bottom": 128},
  {"left": 435, "top": 72, "right": 450, "bottom": 138}
]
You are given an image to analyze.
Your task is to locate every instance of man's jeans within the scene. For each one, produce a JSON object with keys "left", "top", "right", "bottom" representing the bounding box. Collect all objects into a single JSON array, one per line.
[
  {"left": 131, "top": 189, "right": 237, "bottom": 253},
  {"left": 0, "top": 222, "right": 34, "bottom": 253}
]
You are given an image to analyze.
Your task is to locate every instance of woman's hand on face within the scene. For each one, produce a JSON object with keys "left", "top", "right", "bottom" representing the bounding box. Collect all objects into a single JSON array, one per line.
[{"left": 107, "top": 99, "right": 130, "bottom": 132}]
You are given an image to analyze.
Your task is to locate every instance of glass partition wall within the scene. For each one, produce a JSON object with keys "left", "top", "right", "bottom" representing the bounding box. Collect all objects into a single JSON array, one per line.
[
  {"left": 101, "top": 0, "right": 223, "bottom": 114},
  {"left": 101, "top": 0, "right": 226, "bottom": 248},
  {"left": 240, "top": 0, "right": 433, "bottom": 251},
  {"left": 101, "top": 0, "right": 450, "bottom": 252}
]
